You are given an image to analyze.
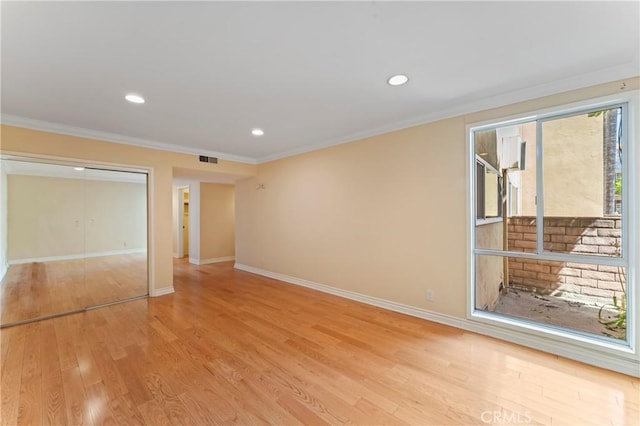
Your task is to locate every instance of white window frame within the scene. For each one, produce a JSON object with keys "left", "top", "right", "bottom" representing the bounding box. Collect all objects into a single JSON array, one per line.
[{"left": 466, "top": 90, "right": 639, "bottom": 376}]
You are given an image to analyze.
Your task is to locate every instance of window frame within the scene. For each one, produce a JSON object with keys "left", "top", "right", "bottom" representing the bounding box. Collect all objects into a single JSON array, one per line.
[
  {"left": 537, "top": 104, "right": 627, "bottom": 259},
  {"left": 472, "top": 103, "right": 630, "bottom": 267},
  {"left": 467, "top": 90, "right": 638, "bottom": 365}
]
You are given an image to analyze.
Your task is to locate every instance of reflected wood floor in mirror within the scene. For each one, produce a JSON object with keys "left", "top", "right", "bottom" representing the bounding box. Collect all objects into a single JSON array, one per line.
[
  {"left": 1, "top": 259, "right": 638, "bottom": 425},
  {"left": 0, "top": 253, "right": 147, "bottom": 325}
]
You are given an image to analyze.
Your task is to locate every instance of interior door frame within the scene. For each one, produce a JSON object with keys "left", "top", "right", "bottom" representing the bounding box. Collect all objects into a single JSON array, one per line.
[{"left": 177, "top": 185, "right": 189, "bottom": 258}]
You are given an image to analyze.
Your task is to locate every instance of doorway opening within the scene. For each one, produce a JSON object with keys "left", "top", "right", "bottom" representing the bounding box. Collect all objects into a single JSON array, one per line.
[
  {"left": 179, "top": 187, "right": 190, "bottom": 258},
  {"left": 172, "top": 179, "right": 236, "bottom": 267}
]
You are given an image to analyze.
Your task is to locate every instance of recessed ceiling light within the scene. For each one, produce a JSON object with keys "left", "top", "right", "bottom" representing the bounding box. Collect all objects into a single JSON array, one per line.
[
  {"left": 251, "top": 128, "right": 264, "bottom": 136},
  {"left": 387, "top": 74, "right": 409, "bottom": 86},
  {"left": 73, "top": 167, "right": 85, "bottom": 171},
  {"left": 125, "top": 94, "right": 145, "bottom": 104}
]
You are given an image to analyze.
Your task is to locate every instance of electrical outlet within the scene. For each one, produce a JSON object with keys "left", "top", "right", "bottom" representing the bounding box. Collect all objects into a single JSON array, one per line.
[{"left": 426, "top": 289, "right": 435, "bottom": 302}]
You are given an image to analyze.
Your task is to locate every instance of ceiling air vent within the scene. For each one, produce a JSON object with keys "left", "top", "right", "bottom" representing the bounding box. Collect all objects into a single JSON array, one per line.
[{"left": 198, "top": 155, "right": 218, "bottom": 164}]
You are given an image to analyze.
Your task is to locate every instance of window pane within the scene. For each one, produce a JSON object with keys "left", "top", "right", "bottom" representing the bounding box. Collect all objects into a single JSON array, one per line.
[
  {"left": 542, "top": 108, "right": 622, "bottom": 257},
  {"left": 476, "top": 254, "right": 627, "bottom": 341},
  {"left": 475, "top": 122, "right": 536, "bottom": 252}
]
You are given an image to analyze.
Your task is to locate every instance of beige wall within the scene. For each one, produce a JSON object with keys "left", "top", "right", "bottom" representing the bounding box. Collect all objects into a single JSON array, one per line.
[
  {"left": 200, "top": 183, "right": 235, "bottom": 261},
  {"left": 188, "top": 183, "right": 200, "bottom": 262},
  {"left": 0, "top": 164, "right": 8, "bottom": 279},
  {"left": 543, "top": 114, "right": 604, "bottom": 217},
  {"left": 236, "top": 78, "right": 639, "bottom": 319},
  {"left": 86, "top": 179, "right": 147, "bottom": 254},
  {"left": 183, "top": 196, "right": 190, "bottom": 256},
  {"left": 514, "top": 114, "right": 604, "bottom": 217},
  {"left": 171, "top": 185, "right": 190, "bottom": 258},
  {"left": 0, "top": 126, "right": 256, "bottom": 293},
  {"left": 7, "top": 175, "right": 146, "bottom": 260},
  {"left": 519, "top": 122, "right": 537, "bottom": 216},
  {"left": 171, "top": 186, "right": 180, "bottom": 257},
  {"left": 236, "top": 117, "right": 469, "bottom": 317},
  {"left": 9, "top": 175, "right": 83, "bottom": 260}
]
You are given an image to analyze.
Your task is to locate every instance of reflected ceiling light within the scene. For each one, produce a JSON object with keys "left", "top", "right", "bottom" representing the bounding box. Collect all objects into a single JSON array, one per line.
[
  {"left": 387, "top": 74, "right": 409, "bottom": 86},
  {"left": 73, "top": 167, "right": 85, "bottom": 171},
  {"left": 251, "top": 128, "right": 265, "bottom": 136},
  {"left": 125, "top": 93, "right": 145, "bottom": 104}
]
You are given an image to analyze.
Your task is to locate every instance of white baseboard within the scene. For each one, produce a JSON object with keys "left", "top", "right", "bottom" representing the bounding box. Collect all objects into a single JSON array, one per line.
[
  {"left": 0, "top": 264, "right": 7, "bottom": 283},
  {"left": 234, "top": 263, "right": 469, "bottom": 327},
  {"left": 234, "top": 263, "right": 640, "bottom": 378},
  {"left": 150, "top": 286, "right": 174, "bottom": 297},
  {"left": 9, "top": 248, "right": 147, "bottom": 265},
  {"left": 190, "top": 256, "right": 235, "bottom": 265}
]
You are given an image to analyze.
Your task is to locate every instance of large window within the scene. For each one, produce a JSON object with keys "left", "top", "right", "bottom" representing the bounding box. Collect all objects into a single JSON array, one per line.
[{"left": 471, "top": 101, "right": 634, "bottom": 347}]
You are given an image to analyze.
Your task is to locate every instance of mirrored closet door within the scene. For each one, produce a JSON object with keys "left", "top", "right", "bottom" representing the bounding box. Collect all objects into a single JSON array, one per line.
[{"left": 0, "top": 157, "right": 148, "bottom": 327}]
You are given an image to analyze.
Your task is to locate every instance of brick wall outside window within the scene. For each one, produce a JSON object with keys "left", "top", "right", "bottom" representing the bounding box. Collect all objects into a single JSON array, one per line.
[{"left": 507, "top": 217, "right": 624, "bottom": 305}]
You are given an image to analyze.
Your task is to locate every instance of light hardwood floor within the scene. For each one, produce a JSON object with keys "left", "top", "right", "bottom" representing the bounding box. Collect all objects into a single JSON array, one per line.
[
  {"left": 1, "top": 259, "right": 638, "bottom": 425},
  {"left": 0, "top": 253, "right": 147, "bottom": 325}
]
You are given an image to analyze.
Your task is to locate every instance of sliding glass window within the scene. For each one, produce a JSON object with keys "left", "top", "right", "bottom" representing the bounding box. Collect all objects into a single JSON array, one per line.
[{"left": 471, "top": 103, "right": 633, "bottom": 344}]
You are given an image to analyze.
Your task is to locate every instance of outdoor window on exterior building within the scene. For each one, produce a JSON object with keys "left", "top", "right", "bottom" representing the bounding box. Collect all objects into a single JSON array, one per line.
[{"left": 476, "top": 158, "right": 502, "bottom": 221}]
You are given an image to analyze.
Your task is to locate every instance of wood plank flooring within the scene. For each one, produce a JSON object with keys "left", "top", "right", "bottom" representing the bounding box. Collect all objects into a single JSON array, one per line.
[
  {"left": 1, "top": 259, "right": 638, "bottom": 425},
  {"left": 0, "top": 253, "right": 147, "bottom": 325}
]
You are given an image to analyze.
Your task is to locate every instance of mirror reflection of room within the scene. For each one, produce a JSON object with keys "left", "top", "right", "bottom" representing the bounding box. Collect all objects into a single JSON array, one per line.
[{"left": 0, "top": 159, "right": 148, "bottom": 326}]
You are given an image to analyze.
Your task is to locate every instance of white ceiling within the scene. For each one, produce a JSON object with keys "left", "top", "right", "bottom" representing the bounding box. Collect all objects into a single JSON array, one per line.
[{"left": 1, "top": 1, "right": 639, "bottom": 164}]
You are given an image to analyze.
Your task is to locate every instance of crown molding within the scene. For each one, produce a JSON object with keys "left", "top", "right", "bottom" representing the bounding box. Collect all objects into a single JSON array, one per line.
[
  {"left": 256, "top": 62, "right": 639, "bottom": 164},
  {"left": 2, "top": 61, "right": 637, "bottom": 166},
  {"left": 0, "top": 114, "right": 257, "bottom": 165}
]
